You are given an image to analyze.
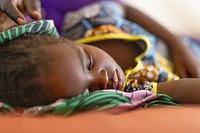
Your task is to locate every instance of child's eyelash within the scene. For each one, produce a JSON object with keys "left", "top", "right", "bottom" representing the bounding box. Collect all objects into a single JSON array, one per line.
[{"left": 86, "top": 53, "right": 93, "bottom": 70}]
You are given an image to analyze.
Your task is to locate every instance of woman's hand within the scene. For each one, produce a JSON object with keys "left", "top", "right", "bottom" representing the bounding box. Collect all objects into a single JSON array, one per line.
[
  {"left": 17, "top": 0, "right": 41, "bottom": 21},
  {"left": 0, "top": 0, "right": 41, "bottom": 31},
  {"left": 171, "top": 39, "right": 200, "bottom": 78}
]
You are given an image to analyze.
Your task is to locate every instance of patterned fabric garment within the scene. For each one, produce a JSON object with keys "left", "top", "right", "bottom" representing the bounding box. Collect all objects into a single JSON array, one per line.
[
  {"left": 61, "top": 1, "right": 159, "bottom": 65},
  {"left": 0, "top": 90, "right": 178, "bottom": 116},
  {"left": 62, "top": 1, "right": 200, "bottom": 70}
]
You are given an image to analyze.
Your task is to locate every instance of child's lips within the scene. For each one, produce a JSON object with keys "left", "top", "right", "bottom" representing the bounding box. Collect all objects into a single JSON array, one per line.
[
  {"left": 106, "top": 78, "right": 122, "bottom": 90},
  {"left": 89, "top": 69, "right": 124, "bottom": 91}
]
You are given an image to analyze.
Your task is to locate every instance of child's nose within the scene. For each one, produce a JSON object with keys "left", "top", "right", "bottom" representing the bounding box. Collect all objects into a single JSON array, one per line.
[{"left": 90, "top": 69, "right": 109, "bottom": 91}]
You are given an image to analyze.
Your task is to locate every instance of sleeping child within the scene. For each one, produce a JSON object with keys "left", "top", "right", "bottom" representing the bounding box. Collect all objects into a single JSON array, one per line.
[
  {"left": 1, "top": 1, "right": 200, "bottom": 115},
  {"left": 0, "top": 20, "right": 200, "bottom": 117}
]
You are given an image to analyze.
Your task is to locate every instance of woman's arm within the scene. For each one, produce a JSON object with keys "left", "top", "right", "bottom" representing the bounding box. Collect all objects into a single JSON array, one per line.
[
  {"left": 121, "top": 3, "right": 200, "bottom": 78},
  {"left": 123, "top": 4, "right": 178, "bottom": 46},
  {"left": 158, "top": 78, "right": 200, "bottom": 103}
]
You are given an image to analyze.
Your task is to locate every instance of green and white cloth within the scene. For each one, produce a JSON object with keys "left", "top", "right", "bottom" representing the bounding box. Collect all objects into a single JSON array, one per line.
[{"left": 0, "top": 20, "right": 59, "bottom": 44}]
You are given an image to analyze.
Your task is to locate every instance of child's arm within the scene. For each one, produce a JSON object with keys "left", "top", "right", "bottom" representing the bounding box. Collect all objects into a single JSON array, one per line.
[
  {"left": 157, "top": 78, "right": 200, "bottom": 103},
  {"left": 121, "top": 3, "right": 200, "bottom": 78}
]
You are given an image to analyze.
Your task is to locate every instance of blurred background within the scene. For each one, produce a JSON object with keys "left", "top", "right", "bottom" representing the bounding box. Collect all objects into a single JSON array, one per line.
[{"left": 125, "top": 0, "right": 200, "bottom": 38}]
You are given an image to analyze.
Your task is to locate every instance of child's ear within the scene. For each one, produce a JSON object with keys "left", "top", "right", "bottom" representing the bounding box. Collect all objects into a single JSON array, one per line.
[{"left": 0, "top": 11, "right": 18, "bottom": 32}]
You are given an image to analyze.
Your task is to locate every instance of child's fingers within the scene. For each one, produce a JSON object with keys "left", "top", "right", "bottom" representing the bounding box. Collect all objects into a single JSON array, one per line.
[
  {"left": 0, "top": 0, "right": 26, "bottom": 25},
  {"left": 23, "top": 0, "right": 42, "bottom": 20}
]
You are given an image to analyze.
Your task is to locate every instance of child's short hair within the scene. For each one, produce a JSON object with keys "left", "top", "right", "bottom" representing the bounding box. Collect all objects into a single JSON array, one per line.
[{"left": 0, "top": 34, "right": 72, "bottom": 107}]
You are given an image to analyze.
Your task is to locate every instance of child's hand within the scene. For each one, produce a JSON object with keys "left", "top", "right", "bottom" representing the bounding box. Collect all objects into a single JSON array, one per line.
[
  {"left": 0, "top": 0, "right": 41, "bottom": 31},
  {"left": 171, "top": 40, "right": 200, "bottom": 78}
]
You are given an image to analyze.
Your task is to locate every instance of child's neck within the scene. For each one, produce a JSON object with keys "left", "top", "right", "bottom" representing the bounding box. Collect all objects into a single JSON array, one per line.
[{"left": 88, "top": 39, "right": 142, "bottom": 71}]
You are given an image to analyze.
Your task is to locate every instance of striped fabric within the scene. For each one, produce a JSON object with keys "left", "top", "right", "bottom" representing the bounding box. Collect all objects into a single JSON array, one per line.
[{"left": 0, "top": 20, "right": 59, "bottom": 44}]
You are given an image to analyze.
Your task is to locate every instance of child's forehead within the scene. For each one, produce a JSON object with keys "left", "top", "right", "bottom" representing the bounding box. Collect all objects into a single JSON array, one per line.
[
  {"left": 44, "top": 41, "right": 80, "bottom": 57},
  {"left": 57, "top": 38, "right": 80, "bottom": 47}
]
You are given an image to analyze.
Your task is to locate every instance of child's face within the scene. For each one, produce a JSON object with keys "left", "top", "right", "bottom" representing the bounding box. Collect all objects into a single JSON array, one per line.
[{"left": 43, "top": 41, "right": 125, "bottom": 99}]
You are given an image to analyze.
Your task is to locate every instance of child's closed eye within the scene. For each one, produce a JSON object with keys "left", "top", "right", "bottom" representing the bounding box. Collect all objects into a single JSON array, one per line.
[{"left": 86, "top": 52, "right": 93, "bottom": 70}]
